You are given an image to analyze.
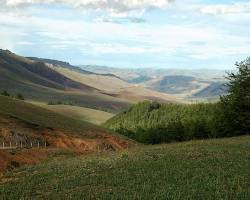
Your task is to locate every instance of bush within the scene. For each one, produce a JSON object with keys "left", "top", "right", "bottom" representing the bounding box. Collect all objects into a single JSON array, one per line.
[
  {"left": 16, "top": 93, "right": 24, "bottom": 100},
  {"left": 1, "top": 90, "right": 10, "bottom": 96},
  {"left": 220, "top": 58, "right": 250, "bottom": 135}
]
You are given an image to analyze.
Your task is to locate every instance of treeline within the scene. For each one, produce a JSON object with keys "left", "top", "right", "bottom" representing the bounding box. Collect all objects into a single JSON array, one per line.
[
  {"left": 104, "top": 102, "right": 222, "bottom": 144},
  {"left": 104, "top": 57, "right": 250, "bottom": 144},
  {"left": 0, "top": 90, "right": 24, "bottom": 100}
]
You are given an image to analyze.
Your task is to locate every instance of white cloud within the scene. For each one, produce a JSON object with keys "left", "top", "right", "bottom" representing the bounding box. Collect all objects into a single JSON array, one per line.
[
  {"left": 199, "top": 2, "right": 250, "bottom": 15},
  {"left": 3, "top": 0, "right": 172, "bottom": 13},
  {"left": 16, "top": 41, "right": 34, "bottom": 45}
]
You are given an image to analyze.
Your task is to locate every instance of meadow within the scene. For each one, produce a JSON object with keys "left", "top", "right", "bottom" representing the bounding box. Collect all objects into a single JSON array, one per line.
[
  {"left": 30, "top": 101, "right": 114, "bottom": 125},
  {"left": 0, "top": 95, "right": 112, "bottom": 138},
  {"left": 0, "top": 136, "right": 249, "bottom": 199}
]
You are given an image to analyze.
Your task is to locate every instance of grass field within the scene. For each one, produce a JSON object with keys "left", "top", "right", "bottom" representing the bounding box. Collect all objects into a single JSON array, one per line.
[
  {"left": 30, "top": 101, "right": 114, "bottom": 125},
  {"left": 0, "top": 95, "right": 112, "bottom": 137},
  {"left": 0, "top": 136, "right": 249, "bottom": 199}
]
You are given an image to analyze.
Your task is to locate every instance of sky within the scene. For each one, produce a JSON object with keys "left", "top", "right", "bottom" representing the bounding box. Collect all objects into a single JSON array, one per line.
[{"left": 0, "top": 0, "right": 250, "bottom": 69}]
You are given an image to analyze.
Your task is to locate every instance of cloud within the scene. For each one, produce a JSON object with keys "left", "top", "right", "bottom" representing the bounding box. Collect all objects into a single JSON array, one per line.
[
  {"left": 199, "top": 2, "right": 250, "bottom": 15},
  {"left": 94, "top": 16, "right": 146, "bottom": 24},
  {"left": 3, "top": 0, "right": 173, "bottom": 13},
  {"left": 16, "top": 41, "right": 34, "bottom": 45}
]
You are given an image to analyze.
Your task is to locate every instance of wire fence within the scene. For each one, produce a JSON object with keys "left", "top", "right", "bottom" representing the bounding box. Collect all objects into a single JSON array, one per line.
[{"left": 0, "top": 140, "right": 47, "bottom": 150}]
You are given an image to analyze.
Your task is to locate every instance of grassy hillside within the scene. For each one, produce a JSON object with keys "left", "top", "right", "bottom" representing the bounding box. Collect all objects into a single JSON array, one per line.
[
  {"left": 150, "top": 75, "right": 200, "bottom": 94},
  {"left": 52, "top": 66, "right": 131, "bottom": 92},
  {"left": 0, "top": 95, "right": 135, "bottom": 172},
  {"left": 0, "top": 50, "right": 131, "bottom": 112},
  {"left": 193, "top": 82, "right": 227, "bottom": 98},
  {"left": 48, "top": 63, "right": 179, "bottom": 103},
  {"left": 81, "top": 65, "right": 227, "bottom": 101},
  {"left": 0, "top": 136, "right": 249, "bottom": 199},
  {"left": 30, "top": 102, "right": 114, "bottom": 125},
  {"left": 0, "top": 95, "right": 105, "bottom": 135}
]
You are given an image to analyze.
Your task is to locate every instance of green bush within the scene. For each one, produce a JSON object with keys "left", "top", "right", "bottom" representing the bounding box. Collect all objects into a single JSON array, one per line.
[
  {"left": 220, "top": 58, "right": 250, "bottom": 135},
  {"left": 1, "top": 90, "right": 10, "bottom": 96},
  {"left": 16, "top": 93, "right": 24, "bottom": 100}
]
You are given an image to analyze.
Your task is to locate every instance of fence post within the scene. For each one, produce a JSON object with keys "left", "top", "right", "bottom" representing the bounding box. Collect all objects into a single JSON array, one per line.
[
  {"left": 10, "top": 141, "right": 12, "bottom": 149},
  {"left": 2, "top": 142, "right": 4, "bottom": 150},
  {"left": 31, "top": 141, "right": 33, "bottom": 148},
  {"left": 38, "top": 141, "right": 40, "bottom": 148},
  {"left": 21, "top": 141, "right": 23, "bottom": 148}
]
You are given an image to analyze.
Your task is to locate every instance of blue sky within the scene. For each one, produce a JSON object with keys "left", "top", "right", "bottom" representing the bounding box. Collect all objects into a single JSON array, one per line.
[{"left": 0, "top": 0, "right": 250, "bottom": 69}]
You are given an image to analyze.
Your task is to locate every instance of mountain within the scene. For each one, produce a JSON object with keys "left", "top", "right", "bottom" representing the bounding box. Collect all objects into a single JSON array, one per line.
[
  {"left": 193, "top": 82, "right": 228, "bottom": 98},
  {"left": 0, "top": 50, "right": 180, "bottom": 113},
  {"left": 149, "top": 75, "right": 199, "bottom": 94},
  {"left": 27, "top": 56, "right": 179, "bottom": 103},
  {"left": 0, "top": 50, "right": 132, "bottom": 112},
  {"left": 80, "top": 65, "right": 228, "bottom": 101}
]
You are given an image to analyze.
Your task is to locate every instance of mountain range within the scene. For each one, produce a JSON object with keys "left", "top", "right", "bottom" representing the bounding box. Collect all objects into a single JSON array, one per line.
[{"left": 81, "top": 65, "right": 228, "bottom": 101}]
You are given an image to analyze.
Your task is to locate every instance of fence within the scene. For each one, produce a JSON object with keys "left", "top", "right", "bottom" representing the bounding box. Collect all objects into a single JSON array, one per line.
[{"left": 0, "top": 141, "right": 47, "bottom": 150}]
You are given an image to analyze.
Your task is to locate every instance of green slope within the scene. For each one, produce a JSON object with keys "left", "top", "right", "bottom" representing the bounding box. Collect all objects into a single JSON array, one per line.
[
  {"left": 0, "top": 136, "right": 249, "bottom": 199},
  {"left": 0, "top": 95, "right": 111, "bottom": 136},
  {"left": 30, "top": 101, "right": 114, "bottom": 125}
]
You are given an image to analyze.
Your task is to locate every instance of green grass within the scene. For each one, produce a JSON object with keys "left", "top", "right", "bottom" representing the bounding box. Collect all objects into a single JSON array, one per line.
[
  {"left": 0, "top": 136, "right": 249, "bottom": 199},
  {"left": 30, "top": 101, "right": 115, "bottom": 125},
  {"left": 0, "top": 95, "right": 113, "bottom": 138}
]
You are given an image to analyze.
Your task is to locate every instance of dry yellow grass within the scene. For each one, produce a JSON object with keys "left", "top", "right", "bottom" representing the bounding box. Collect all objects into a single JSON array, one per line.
[{"left": 53, "top": 66, "right": 180, "bottom": 103}]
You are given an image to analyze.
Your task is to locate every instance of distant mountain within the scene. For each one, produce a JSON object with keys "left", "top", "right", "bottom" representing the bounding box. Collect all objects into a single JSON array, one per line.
[
  {"left": 0, "top": 50, "right": 131, "bottom": 112},
  {"left": 0, "top": 50, "right": 95, "bottom": 91},
  {"left": 30, "top": 58, "right": 121, "bottom": 79},
  {"left": 193, "top": 82, "right": 228, "bottom": 98},
  {"left": 128, "top": 76, "right": 152, "bottom": 84},
  {"left": 0, "top": 50, "right": 179, "bottom": 112},
  {"left": 80, "top": 65, "right": 227, "bottom": 101},
  {"left": 150, "top": 75, "right": 199, "bottom": 94}
]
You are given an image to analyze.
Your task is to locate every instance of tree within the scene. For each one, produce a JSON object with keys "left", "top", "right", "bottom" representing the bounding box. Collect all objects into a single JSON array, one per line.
[
  {"left": 16, "top": 93, "right": 24, "bottom": 100},
  {"left": 1, "top": 90, "right": 10, "bottom": 96},
  {"left": 220, "top": 57, "right": 250, "bottom": 135}
]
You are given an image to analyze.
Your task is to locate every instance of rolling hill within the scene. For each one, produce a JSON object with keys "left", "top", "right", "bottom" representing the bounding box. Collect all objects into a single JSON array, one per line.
[
  {"left": 30, "top": 101, "right": 114, "bottom": 125},
  {"left": 81, "top": 65, "right": 228, "bottom": 101},
  {"left": 0, "top": 50, "right": 132, "bottom": 112},
  {"left": 28, "top": 56, "right": 179, "bottom": 103},
  {"left": 0, "top": 95, "right": 135, "bottom": 172},
  {"left": 193, "top": 82, "right": 228, "bottom": 99}
]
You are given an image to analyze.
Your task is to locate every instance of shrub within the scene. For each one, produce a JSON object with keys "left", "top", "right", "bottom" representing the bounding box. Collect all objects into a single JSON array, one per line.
[
  {"left": 1, "top": 90, "right": 10, "bottom": 96},
  {"left": 16, "top": 93, "right": 24, "bottom": 100},
  {"left": 220, "top": 58, "right": 250, "bottom": 135}
]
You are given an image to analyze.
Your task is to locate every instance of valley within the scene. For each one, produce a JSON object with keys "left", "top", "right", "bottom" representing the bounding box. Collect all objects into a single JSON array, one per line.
[{"left": 0, "top": 50, "right": 248, "bottom": 200}]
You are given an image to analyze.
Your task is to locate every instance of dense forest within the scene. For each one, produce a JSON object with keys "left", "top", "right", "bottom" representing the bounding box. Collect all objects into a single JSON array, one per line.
[{"left": 104, "top": 58, "right": 250, "bottom": 144}]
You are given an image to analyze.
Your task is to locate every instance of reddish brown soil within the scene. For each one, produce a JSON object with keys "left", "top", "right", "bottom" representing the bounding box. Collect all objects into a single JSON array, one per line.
[
  {"left": 0, "top": 114, "right": 136, "bottom": 174},
  {"left": 0, "top": 149, "right": 51, "bottom": 173}
]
